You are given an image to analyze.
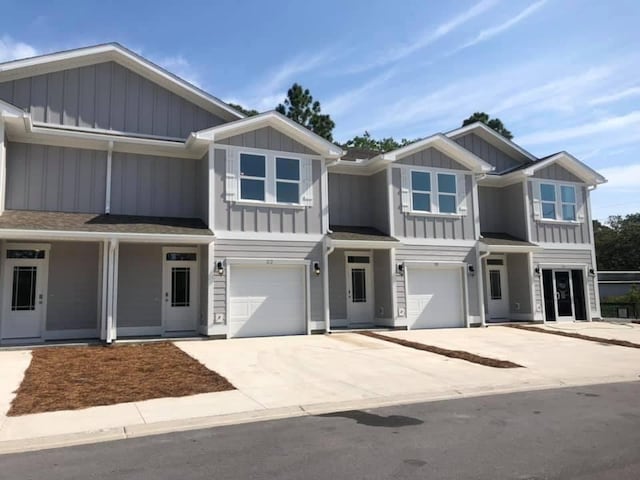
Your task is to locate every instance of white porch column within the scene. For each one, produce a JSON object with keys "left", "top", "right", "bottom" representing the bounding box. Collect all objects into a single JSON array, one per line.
[
  {"left": 0, "top": 119, "right": 6, "bottom": 215},
  {"left": 105, "top": 239, "right": 119, "bottom": 343}
]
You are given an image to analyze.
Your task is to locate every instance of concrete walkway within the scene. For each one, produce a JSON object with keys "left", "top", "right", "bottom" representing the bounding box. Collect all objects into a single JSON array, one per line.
[
  {"left": 536, "top": 321, "right": 640, "bottom": 343},
  {"left": 1, "top": 327, "right": 640, "bottom": 454}
]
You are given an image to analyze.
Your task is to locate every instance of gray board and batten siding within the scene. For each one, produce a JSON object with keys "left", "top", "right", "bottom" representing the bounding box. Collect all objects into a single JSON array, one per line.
[
  {"left": 0, "top": 61, "right": 224, "bottom": 138},
  {"left": 391, "top": 147, "right": 476, "bottom": 240},
  {"left": 453, "top": 132, "right": 522, "bottom": 173},
  {"left": 478, "top": 183, "right": 527, "bottom": 240},
  {"left": 213, "top": 127, "right": 325, "bottom": 234}
]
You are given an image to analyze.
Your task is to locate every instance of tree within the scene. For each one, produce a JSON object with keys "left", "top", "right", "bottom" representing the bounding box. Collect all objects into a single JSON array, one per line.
[
  {"left": 228, "top": 103, "right": 259, "bottom": 117},
  {"left": 594, "top": 214, "right": 640, "bottom": 270},
  {"left": 342, "top": 131, "right": 419, "bottom": 153},
  {"left": 276, "top": 83, "right": 335, "bottom": 141},
  {"left": 462, "top": 112, "right": 513, "bottom": 140}
]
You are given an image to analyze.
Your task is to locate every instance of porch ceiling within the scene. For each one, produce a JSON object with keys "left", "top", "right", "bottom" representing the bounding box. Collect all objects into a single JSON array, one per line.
[{"left": 0, "top": 210, "right": 213, "bottom": 236}]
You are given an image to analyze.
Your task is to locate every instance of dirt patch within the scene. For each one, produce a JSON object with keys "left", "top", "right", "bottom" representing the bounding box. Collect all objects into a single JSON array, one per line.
[
  {"left": 359, "top": 331, "right": 522, "bottom": 369},
  {"left": 505, "top": 324, "right": 640, "bottom": 349},
  {"left": 8, "top": 342, "right": 234, "bottom": 416}
]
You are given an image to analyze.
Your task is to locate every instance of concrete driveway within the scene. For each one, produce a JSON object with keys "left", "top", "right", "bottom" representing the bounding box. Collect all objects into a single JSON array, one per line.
[
  {"left": 538, "top": 321, "right": 640, "bottom": 343},
  {"left": 176, "top": 326, "right": 640, "bottom": 411}
]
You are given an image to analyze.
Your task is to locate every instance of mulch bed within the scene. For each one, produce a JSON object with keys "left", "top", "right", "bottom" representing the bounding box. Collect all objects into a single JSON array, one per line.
[
  {"left": 359, "top": 331, "right": 522, "bottom": 369},
  {"left": 8, "top": 342, "right": 234, "bottom": 416},
  {"left": 505, "top": 324, "right": 640, "bottom": 349}
]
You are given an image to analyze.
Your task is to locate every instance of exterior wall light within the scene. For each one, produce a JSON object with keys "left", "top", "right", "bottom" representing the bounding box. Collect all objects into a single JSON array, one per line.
[
  {"left": 313, "top": 262, "right": 321, "bottom": 276},
  {"left": 534, "top": 266, "right": 541, "bottom": 276},
  {"left": 216, "top": 261, "right": 225, "bottom": 276},
  {"left": 589, "top": 268, "right": 596, "bottom": 277},
  {"left": 397, "top": 263, "right": 404, "bottom": 276},
  {"left": 468, "top": 264, "right": 475, "bottom": 275}
]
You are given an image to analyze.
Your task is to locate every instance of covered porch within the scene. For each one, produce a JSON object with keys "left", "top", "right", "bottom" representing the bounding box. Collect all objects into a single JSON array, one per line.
[
  {"left": 0, "top": 210, "right": 214, "bottom": 345},
  {"left": 325, "top": 226, "right": 398, "bottom": 331}
]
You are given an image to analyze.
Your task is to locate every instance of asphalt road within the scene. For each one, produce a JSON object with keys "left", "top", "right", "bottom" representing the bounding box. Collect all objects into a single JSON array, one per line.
[{"left": 2, "top": 382, "right": 640, "bottom": 479}]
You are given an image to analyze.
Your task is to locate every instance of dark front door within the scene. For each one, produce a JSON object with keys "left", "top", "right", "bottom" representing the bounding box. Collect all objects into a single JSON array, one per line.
[
  {"left": 542, "top": 270, "right": 556, "bottom": 321},
  {"left": 571, "top": 270, "right": 587, "bottom": 321},
  {"left": 554, "top": 271, "right": 573, "bottom": 319}
]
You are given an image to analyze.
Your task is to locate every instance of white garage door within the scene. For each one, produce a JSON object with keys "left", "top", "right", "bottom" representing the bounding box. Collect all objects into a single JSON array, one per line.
[
  {"left": 229, "top": 264, "right": 306, "bottom": 338},
  {"left": 407, "top": 266, "right": 465, "bottom": 329}
]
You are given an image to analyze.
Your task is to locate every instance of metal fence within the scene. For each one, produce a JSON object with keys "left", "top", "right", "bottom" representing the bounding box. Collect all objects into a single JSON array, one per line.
[{"left": 600, "top": 302, "right": 639, "bottom": 319}]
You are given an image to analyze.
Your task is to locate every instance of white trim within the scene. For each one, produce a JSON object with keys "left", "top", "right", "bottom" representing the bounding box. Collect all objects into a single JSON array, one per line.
[
  {"left": 226, "top": 257, "right": 311, "bottom": 266},
  {"left": 214, "top": 231, "right": 323, "bottom": 242},
  {"left": 0, "top": 229, "right": 213, "bottom": 243},
  {"left": 305, "top": 263, "right": 312, "bottom": 335},
  {"left": 205, "top": 242, "right": 216, "bottom": 335},
  {"left": 208, "top": 144, "right": 215, "bottom": 229},
  {"left": 389, "top": 247, "right": 397, "bottom": 326},
  {"left": 231, "top": 200, "right": 306, "bottom": 210},
  {"left": 472, "top": 175, "right": 481, "bottom": 239},
  {"left": 100, "top": 240, "right": 108, "bottom": 340},
  {"left": 0, "top": 119, "right": 6, "bottom": 214},
  {"left": 161, "top": 246, "right": 200, "bottom": 334},
  {"left": 479, "top": 243, "right": 541, "bottom": 253},
  {"left": 327, "top": 238, "right": 399, "bottom": 249},
  {"left": 522, "top": 178, "right": 532, "bottom": 242},
  {"left": 111, "top": 239, "right": 119, "bottom": 342},
  {"left": 395, "top": 237, "right": 477, "bottom": 247},
  {"left": 105, "top": 141, "right": 113, "bottom": 214},
  {"left": 446, "top": 122, "right": 537, "bottom": 163},
  {"left": 344, "top": 251, "right": 374, "bottom": 325},
  {"left": 386, "top": 166, "right": 395, "bottom": 237},
  {"left": 213, "top": 143, "right": 323, "bottom": 162},
  {"left": 0, "top": 43, "right": 243, "bottom": 121},
  {"left": 320, "top": 160, "right": 329, "bottom": 233},
  {"left": 536, "top": 242, "right": 593, "bottom": 250},
  {"left": 196, "top": 111, "right": 343, "bottom": 159},
  {"left": 43, "top": 329, "right": 99, "bottom": 340},
  {"left": 523, "top": 152, "right": 607, "bottom": 186},
  {"left": 485, "top": 255, "right": 510, "bottom": 321},
  {"left": 322, "top": 237, "right": 333, "bottom": 333},
  {"left": 586, "top": 186, "right": 602, "bottom": 319}
]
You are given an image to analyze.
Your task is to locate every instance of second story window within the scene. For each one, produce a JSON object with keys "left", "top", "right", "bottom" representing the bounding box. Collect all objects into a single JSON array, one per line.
[
  {"left": 437, "top": 173, "right": 457, "bottom": 214},
  {"left": 240, "top": 153, "right": 266, "bottom": 201},
  {"left": 538, "top": 182, "right": 578, "bottom": 222},
  {"left": 276, "top": 157, "right": 300, "bottom": 204},
  {"left": 411, "top": 171, "right": 431, "bottom": 212}
]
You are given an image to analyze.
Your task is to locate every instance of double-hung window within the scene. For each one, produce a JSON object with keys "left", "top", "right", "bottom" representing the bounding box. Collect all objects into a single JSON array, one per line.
[
  {"left": 437, "top": 173, "right": 457, "bottom": 214},
  {"left": 240, "top": 153, "right": 266, "bottom": 201},
  {"left": 275, "top": 157, "right": 300, "bottom": 204},
  {"left": 411, "top": 171, "right": 431, "bottom": 212},
  {"left": 539, "top": 183, "right": 578, "bottom": 221},
  {"left": 410, "top": 169, "right": 458, "bottom": 214}
]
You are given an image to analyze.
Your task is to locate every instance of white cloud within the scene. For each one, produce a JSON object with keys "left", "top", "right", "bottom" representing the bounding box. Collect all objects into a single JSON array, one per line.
[
  {"left": 451, "top": 0, "right": 548, "bottom": 53},
  {"left": 323, "top": 69, "right": 396, "bottom": 117},
  {"left": 0, "top": 35, "right": 38, "bottom": 62},
  {"left": 588, "top": 86, "right": 640, "bottom": 106},
  {"left": 345, "top": 0, "right": 499, "bottom": 74},
  {"left": 517, "top": 111, "right": 640, "bottom": 146},
  {"left": 259, "top": 51, "right": 333, "bottom": 95},
  {"left": 154, "top": 54, "right": 203, "bottom": 88},
  {"left": 598, "top": 163, "right": 640, "bottom": 191}
]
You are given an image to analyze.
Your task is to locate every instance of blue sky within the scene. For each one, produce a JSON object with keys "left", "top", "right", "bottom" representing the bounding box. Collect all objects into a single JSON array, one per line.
[{"left": 1, "top": 0, "right": 639, "bottom": 221}]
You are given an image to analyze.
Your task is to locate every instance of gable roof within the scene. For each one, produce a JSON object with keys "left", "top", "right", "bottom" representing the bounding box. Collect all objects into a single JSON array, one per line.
[
  {"left": 521, "top": 151, "right": 607, "bottom": 185},
  {"left": 446, "top": 122, "right": 536, "bottom": 163},
  {"left": 194, "top": 111, "right": 344, "bottom": 158},
  {"left": 0, "top": 43, "right": 244, "bottom": 122}
]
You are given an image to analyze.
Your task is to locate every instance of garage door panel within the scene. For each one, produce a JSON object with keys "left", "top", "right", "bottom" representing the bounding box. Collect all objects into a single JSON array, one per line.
[
  {"left": 229, "top": 265, "right": 306, "bottom": 338},
  {"left": 407, "top": 267, "right": 464, "bottom": 329}
]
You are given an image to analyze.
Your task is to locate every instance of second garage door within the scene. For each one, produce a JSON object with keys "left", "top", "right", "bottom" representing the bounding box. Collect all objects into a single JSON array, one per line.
[
  {"left": 228, "top": 264, "right": 306, "bottom": 338},
  {"left": 406, "top": 266, "right": 465, "bottom": 329}
]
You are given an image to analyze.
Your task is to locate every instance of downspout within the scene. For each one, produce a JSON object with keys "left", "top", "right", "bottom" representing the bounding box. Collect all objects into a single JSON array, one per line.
[
  {"left": 105, "top": 239, "right": 117, "bottom": 344},
  {"left": 323, "top": 236, "right": 335, "bottom": 333}
]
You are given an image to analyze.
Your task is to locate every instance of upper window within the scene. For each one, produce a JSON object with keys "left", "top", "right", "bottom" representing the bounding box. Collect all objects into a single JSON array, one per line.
[
  {"left": 410, "top": 169, "right": 458, "bottom": 214},
  {"left": 240, "top": 153, "right": 266, "bottom": 201},
  {"left": 411, "top": 171, "right": 431, "bottom": 212},
  {"left": 275, "top": 157, "right": 300, "bottom": 204},
  {"left": 538, "top": 183, "right": 578, "bottom": 222}
]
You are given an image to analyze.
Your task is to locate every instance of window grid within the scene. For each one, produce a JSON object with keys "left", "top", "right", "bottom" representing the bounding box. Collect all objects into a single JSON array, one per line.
[
  {"left": 437, "top": 173, "right": 457, "bottom": 214},
  {"left": 275, "top": 157, "right": 301, "bottom": 204},
  {"left": 410, "top": 169, "right": 458, "bottom": 214},
  {"left": 560, "top": 185, "right": 576, "bottom": 221},
  {"left": 410, "top": 171, "right": 431, "bottom": 212},
  {"left": 240, "top": 153, "right": 267, "bottom": 202},
  {"left": 539, "top": 183, "right": 578, "bottom": 221}
]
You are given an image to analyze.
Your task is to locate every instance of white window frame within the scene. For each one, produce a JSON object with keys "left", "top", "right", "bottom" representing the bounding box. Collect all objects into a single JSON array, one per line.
[
  {"left": 275, "top": 156, "right": 301, "bottom": 205},
  {"left": 239, "top": 152, "right": 267, "bottom": 203},
  {"left": 409, "top": 167, "right": 459, "bottom": 215},
  {"left": 538, "top": 182, "right": 579, "bottom": 223},
  {"left": 238, "top": 151, "right": 302, "bottom": 206}
]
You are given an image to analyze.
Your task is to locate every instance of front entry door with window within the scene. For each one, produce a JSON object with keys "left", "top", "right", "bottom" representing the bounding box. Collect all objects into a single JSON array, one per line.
[
  {"left": 346, "top": 254, "right": 374, "bottom": 325},
  {"left": 1, "top": 246, "right": 49, "bottom": 340},
  {"left": 485, "top": 258, "right": 509, "bottom": 321},
  {"left": 553, "top": 270, "right": 574, "bottom": 321},
  {"left": 162, "top": 249, "right": 199, "bottom": 333}
]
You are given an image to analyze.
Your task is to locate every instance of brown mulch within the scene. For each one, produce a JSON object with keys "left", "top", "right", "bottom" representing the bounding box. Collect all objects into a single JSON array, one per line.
[
  {"left": 8, "top": 342, "right": 234, "bottom": 416},
  {"left": 505, "top": 324, "right": 640, "bottom": 349},
  {"left": 359, "top": 331, "right": 523, "bottom": 369}
]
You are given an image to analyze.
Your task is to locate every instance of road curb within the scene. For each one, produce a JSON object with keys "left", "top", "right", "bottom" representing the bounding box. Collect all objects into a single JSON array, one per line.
[{"left": 1, "top": 377, "right": 638, "bottom": 455}]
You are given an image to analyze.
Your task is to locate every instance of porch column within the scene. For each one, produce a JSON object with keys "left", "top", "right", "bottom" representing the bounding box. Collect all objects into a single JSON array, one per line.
[
  {"left": 205, "top": 241, "right": 216, "bottom": 335},
  {"left": 105, "top": 239, "right": 119, "bottom": 343},
  {"left": 0, "top": 119, "right": 6, "bottom": 215}
]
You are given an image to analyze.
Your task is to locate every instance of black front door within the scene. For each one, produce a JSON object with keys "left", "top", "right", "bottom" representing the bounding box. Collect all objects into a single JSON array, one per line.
[
  {"left": 554, "top": 271, "right": 573, "bottom": 318},
  {"left": 542, "top": 270, "right": 556, "bottom": 321}
]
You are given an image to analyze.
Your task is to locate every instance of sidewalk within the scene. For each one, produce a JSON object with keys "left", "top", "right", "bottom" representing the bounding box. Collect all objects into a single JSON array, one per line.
[{"left": 1, "top": 329, "right": 640, "bottom": 455}]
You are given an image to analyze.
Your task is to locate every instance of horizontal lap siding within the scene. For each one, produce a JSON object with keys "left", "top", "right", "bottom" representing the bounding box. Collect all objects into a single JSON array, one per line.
[
  {"left": 6, "top": 142, "right": 107, "bottom": 213},
  {"left": 46, "top": 241, "right": 100, "bottom": 332},
  {"left": 0, "top": 62, "right": 224, "bottom": 138},
  {"left": 110, "top": 152, "right": 198, "bottom": 218},
  {"left": 213, "top": 148, "right": 323, "bottom": 234},
  {"left": 392, "top": 168, "right": 475, "bottom": 240},
  {"left": 533, "top": 249, "right": 596, "bottom": 313},
  {"left": 213, "top": 240, "right": 324, "bottom": 326},
  {"left": 395, "top": 245, "right": 479, "bottom": 317},
  {"left": 528, "top": 182, "right": 590, "bottom": 244},
  {"left": 453, "top": 133, "right": 522, "bottom": 173}
]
